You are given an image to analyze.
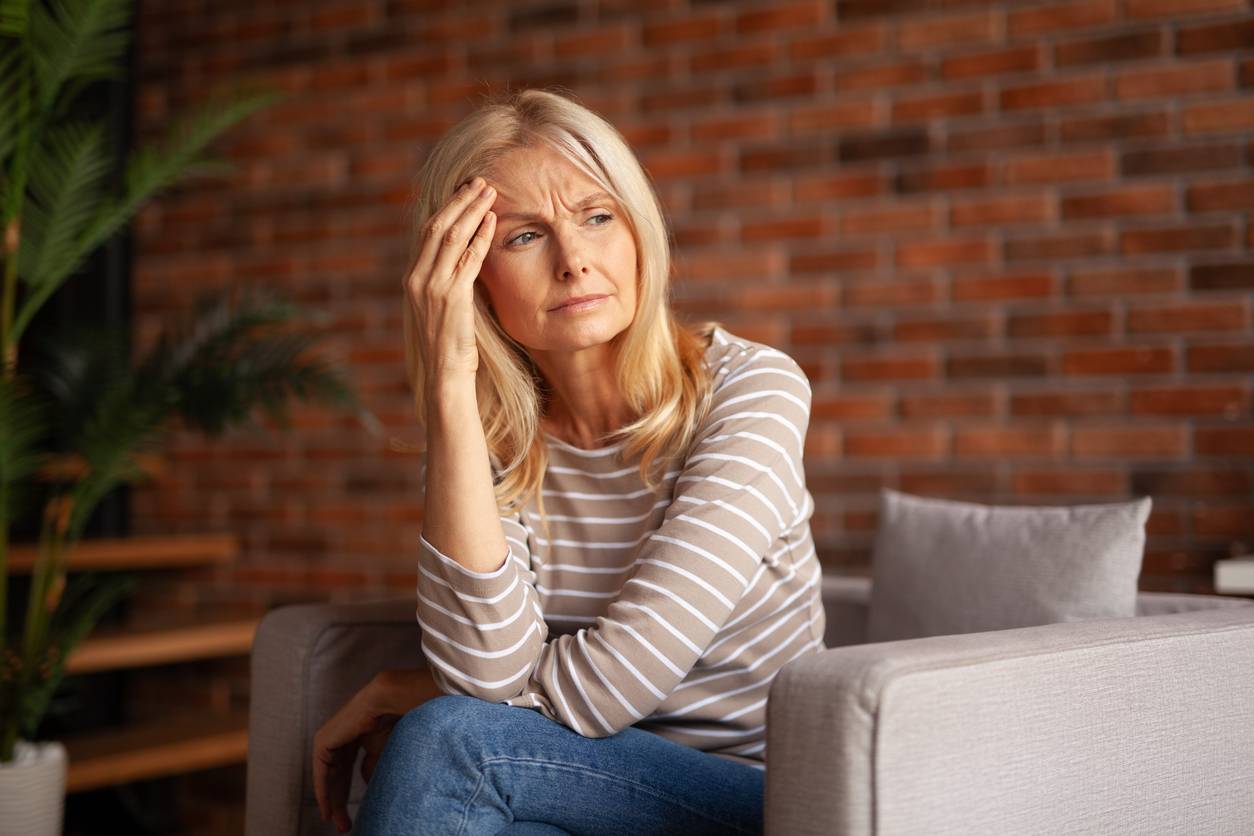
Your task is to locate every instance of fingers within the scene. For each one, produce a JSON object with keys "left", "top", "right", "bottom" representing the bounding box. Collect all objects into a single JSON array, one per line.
[
  {"left": 450, "top": 207, "right": 496, "bottom": 291},
  {"left": 409, "top": 177, "right": 497, "bottom": 303}
]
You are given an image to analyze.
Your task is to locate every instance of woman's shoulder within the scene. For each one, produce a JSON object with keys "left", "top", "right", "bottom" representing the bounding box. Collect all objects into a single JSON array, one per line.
[{"left": 702, "top": 325, "right": 811, "bottom": 398}]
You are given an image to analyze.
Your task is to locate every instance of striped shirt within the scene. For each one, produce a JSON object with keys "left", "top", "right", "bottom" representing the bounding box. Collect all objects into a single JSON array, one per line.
[{"left": 415, "top": 325, "right": 826, "bottom": 769}]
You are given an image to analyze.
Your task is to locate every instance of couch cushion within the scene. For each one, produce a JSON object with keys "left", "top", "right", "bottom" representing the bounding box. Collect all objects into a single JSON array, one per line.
[{"left": 866, "top": 488, "right": 1152, "bottom": 642}]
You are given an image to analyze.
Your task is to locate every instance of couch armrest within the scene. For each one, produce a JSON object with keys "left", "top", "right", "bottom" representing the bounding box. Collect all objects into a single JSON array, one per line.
[
  {"left": 246, "top": 597, "right": 421, "bottom": 836},
  {"left": 764, "top": 604, "right": 1254, "bottom": 836}
]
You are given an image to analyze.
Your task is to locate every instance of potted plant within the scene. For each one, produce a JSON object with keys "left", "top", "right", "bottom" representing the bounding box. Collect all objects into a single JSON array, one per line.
[{"left": 0, "top": 1, "right": 376, "bottom": 830}]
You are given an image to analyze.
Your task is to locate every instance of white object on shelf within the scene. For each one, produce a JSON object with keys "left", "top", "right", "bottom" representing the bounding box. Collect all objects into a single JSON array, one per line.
[{"left": 1214, "top": 555, "right": 1254, "bottom": 594}]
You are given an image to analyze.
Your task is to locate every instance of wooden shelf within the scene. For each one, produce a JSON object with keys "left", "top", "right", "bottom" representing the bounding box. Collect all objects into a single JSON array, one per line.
[
  {"left": 62, "top": 708, "right": 249, "bottom": 794},
  {"left": 6, "top": 532, "right": 239, "bottom": 574},
  {"left": 66, "top": 617, "right": 261, "bottom": 675}
]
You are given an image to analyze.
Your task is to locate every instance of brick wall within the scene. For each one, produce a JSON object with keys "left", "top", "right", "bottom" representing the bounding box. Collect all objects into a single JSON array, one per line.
[{"left": 130, "top": 0, "right": 1254, "bottom": 601}]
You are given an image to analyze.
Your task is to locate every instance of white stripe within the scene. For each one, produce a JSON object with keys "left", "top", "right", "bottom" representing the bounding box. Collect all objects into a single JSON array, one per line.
[
  {"left": 616, "top": 619, "right": 685, "bottom": 678},
  {"left": 627, "top": 577, "right": 719, "bottom": 632},
  {"left": 719, "top": 547, "right": 820, "bottom": 635},
  {"left": 577, "top": 629, "right": 645, "bottom": 722},
  {"left": 417, "top": 561, "right": 519, "bottom": 606},
  {"left": 416, "top": 611, "right": 542, "bottom": 659},
  {"left": 588, "top": 630, "right": 666, "bottom": 701},
  {"left": 615, "top": 600, "right": 702, "bottom": 656},
  {"left": 546, "top": 641, "right": 590, "bottom": 737},
  {"left": 421, "top": 533, "right": 511, "bottom": 579},
  {"left": 674, "top": 473, "right": 787, "bottom": 530},
  {"left": 699, "top": 408, "right": 804, "bottom": 450},
  {"left": 698, "top": 430, "right": 804, "bottom": 492},
  {"left": 419, "top": 635, "right": 532, "bottom": 691},
  {"left": 685, "top": 452, "right": 799, "bottom": 519},
  {"left": 639, "top": 558, "right": 736, "bottom": 610},
  {"left": 646, "top": 533, "right": 749, "bottom": 586},
  {"left": 563, "top": 637, "right": 615, "bottom": 736},
  {"left": 674, "top": 494, "right": 772, "bottom": 548},
  {"left": 417, "top": 583, "right": 530, "bottom": 631}
]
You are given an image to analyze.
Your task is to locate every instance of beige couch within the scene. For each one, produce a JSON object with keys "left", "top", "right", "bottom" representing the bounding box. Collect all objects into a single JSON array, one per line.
[{"left": 246, "top": 574, "right": 1254, "bottom": 835}]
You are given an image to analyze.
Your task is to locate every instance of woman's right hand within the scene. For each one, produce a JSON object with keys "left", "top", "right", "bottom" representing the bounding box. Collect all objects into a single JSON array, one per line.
[
  {"left": 312, "top": 675, "right": 403, "bottom": 833},
  {"left": 405, "top": 175, "right": 498, "bottom": 380}
]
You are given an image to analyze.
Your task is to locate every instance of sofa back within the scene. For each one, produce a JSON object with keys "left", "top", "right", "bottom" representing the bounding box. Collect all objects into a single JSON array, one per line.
[{"left": 820, "top": 573, "right": 1254, "bottom": 648}]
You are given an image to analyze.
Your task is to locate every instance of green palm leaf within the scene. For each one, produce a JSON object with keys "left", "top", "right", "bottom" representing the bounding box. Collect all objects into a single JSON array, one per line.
[
  {"left": 22, "top": 119, "right": 114, "bottom": 288},
  {"left": 10, "top": 84, "right": 286, "bottom": 344}
]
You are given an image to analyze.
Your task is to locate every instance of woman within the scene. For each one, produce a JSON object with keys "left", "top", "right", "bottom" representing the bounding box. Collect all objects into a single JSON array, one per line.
[{"left": 312, "top": 88, "right": 825, "bottom": 835}]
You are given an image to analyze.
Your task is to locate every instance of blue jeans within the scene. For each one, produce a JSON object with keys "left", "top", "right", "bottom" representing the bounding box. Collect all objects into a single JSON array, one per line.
[{"left": 353, "top": 694, "right": 765, "bottom": 835}]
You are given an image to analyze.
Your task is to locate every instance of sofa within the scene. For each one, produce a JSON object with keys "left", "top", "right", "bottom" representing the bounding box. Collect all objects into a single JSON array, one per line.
[{"left": 246, "top": 573, "right": 1254, "bottom": 835}]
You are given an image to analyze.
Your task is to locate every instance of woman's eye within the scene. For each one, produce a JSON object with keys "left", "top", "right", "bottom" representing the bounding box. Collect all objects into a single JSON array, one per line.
[{"left": 507, "top": 214, "right": 613, "bottom": 247}]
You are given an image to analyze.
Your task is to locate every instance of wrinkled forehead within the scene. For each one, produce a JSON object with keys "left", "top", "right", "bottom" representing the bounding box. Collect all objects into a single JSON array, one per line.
[{"left": 483, "top": 146, "right": 609, "bottom": 210}]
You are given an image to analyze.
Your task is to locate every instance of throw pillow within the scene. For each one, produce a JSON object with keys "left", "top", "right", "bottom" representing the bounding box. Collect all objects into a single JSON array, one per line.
[{"left": 866, "top": 488, "right": 1153, "bottom": 643}]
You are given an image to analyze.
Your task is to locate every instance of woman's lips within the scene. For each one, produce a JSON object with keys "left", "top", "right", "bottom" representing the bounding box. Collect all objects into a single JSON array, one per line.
[{"left": 550, "top": 295, "right": 608, "bottom": 313}]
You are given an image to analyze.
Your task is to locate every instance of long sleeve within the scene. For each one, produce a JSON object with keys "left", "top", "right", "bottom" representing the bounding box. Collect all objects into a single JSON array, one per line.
[
  {"left": 414, "top": 455, "right": 548, "bottom": 700},
  {"left": 504, "top": 345, "right": 814, "bottom": 737}
]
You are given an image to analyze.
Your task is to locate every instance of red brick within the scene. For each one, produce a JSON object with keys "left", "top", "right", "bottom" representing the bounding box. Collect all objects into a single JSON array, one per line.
[
  {"left": 896, "top": 162, "right": 992, "bottom": 194},
  {"left": 1061, "top": 184, "right": 1175, "bottom": 219},
  {"left": 1059, "top": 109, "right": 1171, "bottom": 143},
  {"left": 812, "top": 393, "right": 894, "bottom": 421},
  {"left": 950, "top": 193, "right": 1051, "bottom": 226},
  {"left": 1007, "top": 0, "right": 1117, "bottom": 37},
  {"left": 1012, "top": 468, "right": 1127, "bottom": 496},
  {"left": 842, "top": 353, "right": 938, "bottom": 381},
  {"left": 899, "top": 469, "right": 1000, "bottom": 497},
  {"left": 833, "top": 59, "right": 928, "bottom": 91},
  {"left": 942, "top": 46, "right": 1040, "bottom": 80},
  {"left": 1187, "top": 343, "right": 1254, "bottom": 372},
  {"left": 1062, "top": 346, "right": 1175, "bottom": 375},
  {"left": 1124, "top": 0, "right": 1245, "bottom": 19},
  {"left": 999, "top": 74, "right": 1106, "bottom": 111},
  {"left": 1011, "top": 388, "right": 1123, "bottom": 416},
  {"left": 845, "top": 426, "right": 948, "bottom": 458},
  {"left": 1056, "top": 29, "right": 1165, "bottom": 67},
  {"left": 1190, "top": 261, "right": 1254, "bottom": 292},
  {"left": 794, "top": 172, "right": 884, "bottom": 202},
  {"left": 1008, "top": 309, "right": 1114, "bottom": 338},
  {"left": 741, "top": 215, "right": 825, "bottom": 242},
  {"left": 900, "top": 391, "right": 998, "bottom": 418},
  {"left": 1005, "top": 230, "right": 1115, "bottom": 261},
  {"left": 737, "top": 1, "right": 825, "bottom": 33},
  {"left": 1122, "top": 142, "right": 1244, "bottom": 175},
  {"left": 1187, "top": 179, "right": 1254, "bottom": 212},
  {"left": 1071, "top": 425, "right": 1188, "bottom": 457},
  {"left": 789, "top": 101, "right": 878, "bottom": 134},
  {"left": 897, "top": 238, "right": 994, "bottom": 269},
  {"left": 1121, "top": 223, "right": 1236, "bottom": 254},
  {"left": 1006, "top": 149, "right": 1113, "bottom": 183},
  {"left": 1114, "top": 59, "right": 1234, "bottom": 100},
  {"left": 898, "top": 10, "right": 997, "bottom": 50},
  {"left": 792, "top": 323, "right": 882, "bottom": 345},
  {"left": 1196, "top": 426, "right": 1254, "bottom": 455},
  {"left": 1131, "top": 467, "right": 1252, "bottom": 496},
  {"left": 1194, "top": 505, "right": 1254, "bottom": 537},
  {"left": 642, "top": 14, "right": 723, "bottom": 46},
  {"left": 843, "top": 278, "right": 941, "bottom": 307},
  {"left": 1068, "top": 265, "right": 1181, "bottom": 296},
  {"left": 789, "top": 27, "right": 888, "bottom": 62},
  {"left": 1178, "top": 99, "right": 1254, "bottom": 134},
  {"left": 954, "top": 425, "right": 1065, "bottom": 456},
  {"left": 949, "top": 121, "right": 1047, "bottom": 153},
  {"left": 894, "top": 315, "right": 997, "bottom": 342},
  {"left": 789, "top": 247, "right": 879, "bottom": 273},
  {"left": 1126, "top": 302, "right": 1247, "bottom": 333},
  {"left": 734, "top": 73, "right": 820, "bottom": 103},
  {"left": 1129, "top": 385, "right": 1246, "bottom": 416},
  {"left": 840, "top": 202, "right": 937, "bottom": 235},
  {"left": 892, "top": 89, "right": 985, "bottom": 123},
  {"left": 1176, "top": 19, "right": 1254, "bottom": 55},
  {"left": 948, "top": 352, "right": 1050, "bottom": 379},
  {"left": 952, "top": 272, "right": 1054, "bottom": 301}
]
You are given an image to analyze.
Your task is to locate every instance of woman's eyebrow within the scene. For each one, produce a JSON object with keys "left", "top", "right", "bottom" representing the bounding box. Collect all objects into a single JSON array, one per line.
[{"left": 495, "top": 192, "right": 614, "bottom": 222}]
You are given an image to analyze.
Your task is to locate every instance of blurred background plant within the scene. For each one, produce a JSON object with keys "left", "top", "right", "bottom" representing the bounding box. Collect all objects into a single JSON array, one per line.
[{"left": 0, "top": 0, "right": 378, "bottom": 763}]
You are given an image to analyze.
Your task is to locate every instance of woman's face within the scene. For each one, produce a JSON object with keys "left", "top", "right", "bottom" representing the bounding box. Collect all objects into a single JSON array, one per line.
[{"left": 476, "top": 144, "right": 638, "bottom": 354}]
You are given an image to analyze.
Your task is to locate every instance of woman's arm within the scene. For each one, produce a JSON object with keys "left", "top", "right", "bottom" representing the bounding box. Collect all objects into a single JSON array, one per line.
[{"left": 422, "top": 375, "right": 510, "bottom": 574}]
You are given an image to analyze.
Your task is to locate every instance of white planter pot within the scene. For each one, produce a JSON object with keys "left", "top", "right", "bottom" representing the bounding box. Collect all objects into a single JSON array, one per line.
[{"left": 0, "top": 739, "right": 67, "bottom": 836}]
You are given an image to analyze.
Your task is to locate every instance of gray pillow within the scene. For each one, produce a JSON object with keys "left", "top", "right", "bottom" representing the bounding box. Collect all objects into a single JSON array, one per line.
[{"left": 866, "top": 488, "right": 1153, "bottom": 643}]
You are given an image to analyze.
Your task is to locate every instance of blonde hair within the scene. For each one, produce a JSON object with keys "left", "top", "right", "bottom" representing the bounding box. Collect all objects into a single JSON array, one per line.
[{"left": 400, "top": 87, "right": 722, "bottom": 541}]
